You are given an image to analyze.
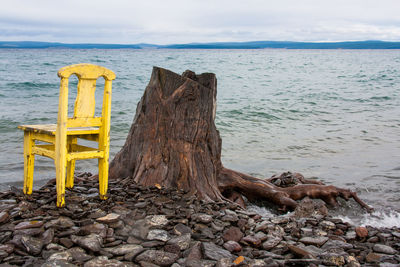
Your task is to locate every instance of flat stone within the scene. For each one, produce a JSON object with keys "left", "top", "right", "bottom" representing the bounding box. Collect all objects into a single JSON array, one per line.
[
  {"left": 223, "top": 240, "right": 242, "bottom": 252},
  {"left": 241, "top": 235, "right": 261, "bottom": 247},
  {"left": 71, "top": 234, "right": 102, "bottom": 252},
  {"left": 14, "top": 220, "right": 44, "bottom": 230},
  {"left": 59, "top": 237, "right": 74, "bottom": 248},
  {"left": 192, "top": 213, "right": 213, "bottom": 224},
  {"left": 45, "top": 217, "right": 74, "bottom": 229},
  {"left": 185, "top": 259, "right": 217, "bottom": 267},
  {"left": 366, "top": 252, "right": 382, "bottom": 263},
  {"left": 299, "top": 236, "right": 329, "bottom": 247},
  {"left": 173, "top": 223, "right": 191, "bottom": 235},
  {"left": 104, "top": 244, "right": 144, "bottom": 256},
  {"left": 320, "top": 220, "right": 336, "bottom": 230},
  {"left": 80, "top": 222, "right": 108, "bottom": 238},
  {"left": 21, "top": 235, "right": 43, "bottom": 255},
  {"left": 0, "top": 211, "right": 9, "bottom": 224},
  {"left": 67, "top": 247, "right": 93, "bottom": 262},
  {"left": 14, "top": 227, "right": 44, "bottom": 236},
  {"left": 42, "top": 259, "right": 77, "bottom": 267},
  {"left": 42, "top": 228, "right": 55, "bottom": 245},
  {"left": 222, "top": 226, "right": 243, "bottom": 242},
  {"left": 84, "top": 256, "right": 129, "bottom": 267},
  {"left": 320, "top": 252, "right": 346, "bottom": 266},
  {"left": 321, "top": 239, "right": 353, "bottom": 251},
  {"left": 46, "top": 243, "right": 66, "bottom": 251},
  {"left": 287, "top": 244, "right": 314, "bottom": 258},
  {"left": 262, "top": 235, "right": 281, "bottom": 250},
  {"left": 373, "top": 244, "right": 397, "bottom": 255},
  {"left": 186, "top": 241, "right": 202, "bottom": 260},
  {"left": 202, "top": 242, "right": 233, "bottom": 261},
  {"left": 135, "top": 249, "right": 179, "bottom": 266},
  {"left": 47, "top": 251, "right": 73, "bottom": 262},
  {"left": 167, "top": 233, "right": 191, "bottom": 250},
  {"left": 0, "top": 243, "right": 14, "bottom": 254},
  {"left": 147, "top": 229, "right": 170, "bottom": 242},
  {"left": 355, "top": 226, "right": 368, "bottom": 238},
  {"left": 96, "top": 213, "right": 121, "bottom": 224},
  {"left": 145, "top": 215, "right": 168, "bottom": 227},
  {"left": 345, "top": 231, "right": 356, "bottom": 240}
]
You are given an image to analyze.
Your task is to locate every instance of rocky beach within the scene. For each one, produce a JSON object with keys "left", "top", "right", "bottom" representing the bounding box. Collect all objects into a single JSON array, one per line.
[{"left": 0, "top": 173, "right": 398, "bottom": 267}]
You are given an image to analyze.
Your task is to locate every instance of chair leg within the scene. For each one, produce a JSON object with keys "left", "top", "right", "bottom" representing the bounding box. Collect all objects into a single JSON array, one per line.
[
  {"left": 98, "top": 157, "right": 108, "bottom": 200},
  {"left": 55, "top": 141, "right": 67, "bottom": 208},
  {"left": 66, "top": 137, "right": 77, "bottom": 189},
  {"left": 23, "top": 131, "right": 35, "bottom": 195}
]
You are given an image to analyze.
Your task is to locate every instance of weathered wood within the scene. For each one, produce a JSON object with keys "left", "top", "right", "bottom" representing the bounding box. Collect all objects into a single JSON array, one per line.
[{"left": 109, "top": 67, "right": 372, "bottom": 212}]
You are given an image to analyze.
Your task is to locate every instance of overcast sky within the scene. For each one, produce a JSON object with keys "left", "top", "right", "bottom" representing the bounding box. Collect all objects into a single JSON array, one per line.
[{"left": 1, "top": 0, "right": 399, "bottom": 44}]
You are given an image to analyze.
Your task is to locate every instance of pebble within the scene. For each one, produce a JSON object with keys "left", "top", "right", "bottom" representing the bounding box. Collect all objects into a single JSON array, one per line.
[{"left": 0, "top": 175, "right": 397, "bottom": 266}]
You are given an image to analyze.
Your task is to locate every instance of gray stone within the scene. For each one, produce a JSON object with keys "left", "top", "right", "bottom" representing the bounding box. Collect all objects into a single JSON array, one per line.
[
  {"left": 320, "top": 252, "right": 346, "bottom": 266},
  {"left": 67, "top": 247, "right": 93, "bottom": 262},
  {"left": 373, "top": 244, "right": 397, "bottom": 255},
  {"left": 21, "top": 235, "right": 43, "bottom": 255},
  {"left": 42, "top": 259, "right": 77, "bottom": 267},
  {"left": 135, "top": 250, "right": 179, "bottom": 266},
  {"left": 185, "top": 259, "right": 216, "bottom": 267},
  {"left": 320, "top": 220, "right": 336, "bottom": 230},
  {"left": 104, "top": 244, "right": 144, "bottom": 256},
  {"left": 262, "top": 235, "right": 281, "bottom": 250},
  {"left": 299, "top": 236, "right": 329, "bottom": 247},
  {"left": 14, "top": 220, "right": 44, "bottom": 230},
  {"left": 96, "top": 213, "right": 121, "bottom": 224},
  {"left": 0, "top": 211, "right": 9, "bottom": 224},
  {"left": 42, "top": 228, "right": 55, "bottom": 245},
  {"left": 71, "top": 234, "right": 102, "bottom": 252},
  {"left": 46, "top": 243, "right": 66, "bottom": 251},
  {"left": 147, "top": 229, "right": 170, "bottom": 242},
  {"left": 167, "top": 233, "right": 191, "bottom": 250},
  {"left": 84, "top": 256, "right": 129, "bottom": 267},
  {"left": 192, "top": 213, "right": 213, "bottom": 224},
  {"left": 173, "top": 223, "right": 191, "bottom": 235},
  {"left": 321, "top": 239, "right": 353, "bottom": 251},
  {"left": 202, "top": 242, "right": 232, "bottom": 261},
  {"left": 145, "top": 215, "right": 168, "bottom": 227},
  {"left": 80, "top": 222, "right": 108, "bottom": 238},
  {"left": 45, "top": 217, "right": 75, "bottom": 229},
  {"left": 47, "top": 251, "right": 73, "bottom": 262},
  {"left": 216, "top": 258, "right": 231, "bottom": 267}
]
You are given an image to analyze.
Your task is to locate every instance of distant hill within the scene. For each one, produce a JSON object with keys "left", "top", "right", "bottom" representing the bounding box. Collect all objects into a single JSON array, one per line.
[{"left": 1, "top": 40, "right": 400, "bottom": 49}]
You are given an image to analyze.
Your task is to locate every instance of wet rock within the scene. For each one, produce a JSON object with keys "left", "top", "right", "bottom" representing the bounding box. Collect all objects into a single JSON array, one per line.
[
  {"left": 366, "top": 252, "right": 382, "bottom": 263},
  {"left": 373, "top": 243, "right": 397, "bottom": 255},
  {"left": 320, "top": 220, "right": 336, "bottom": 230},
  {"left": 293, "top": 197, "right": 328, "bottom": 218},
  {"left": 355, "top": 226, "right": 368, "bottom": 238},
  {"left": 222, "top": 226, "right": 243, "bottom": 242},
  {"left": 223, "top": 240, "right": 242, "bottom": 252},
  {"left": 202, "top": 242, "right": 232, "bottom": 260},
  {"left": 104, "top": 244, "right": 144, "bottom": 256},
  {"left": 71, "top": 234, "right": 102, "bottom": 252},
  {"left": 299, "top": 236, "right": 329, "bottom": 247},
  {"left": 96, "top": 213, "right": 121, "bottom": 224},
  {"left": 135, "top": 249, "right": 179, "bottom": 266},
  {"left": 186, "top": 241, "right": 202, "bottom": 260},
  {"left": 146, "top": 229, "right": 170, "bottom": 242},
  {"left": 14, "top": 220, "right": 43, "bottom": 230},
  {"left": 167, "top": 233, "right": 191, "bottom": 250},
  {"left": 21, "top": 235, "right": 43, "bottom": 255}
]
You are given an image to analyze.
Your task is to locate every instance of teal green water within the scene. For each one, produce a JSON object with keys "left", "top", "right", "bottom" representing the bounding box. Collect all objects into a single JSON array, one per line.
[{"left": 1, "top": 49, "right": 400, "bottom": 222}]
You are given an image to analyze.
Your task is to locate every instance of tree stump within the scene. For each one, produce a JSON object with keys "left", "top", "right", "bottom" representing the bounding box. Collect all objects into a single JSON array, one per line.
[{"left": 109, "top": 67, "right": 372, "bottom": 212}]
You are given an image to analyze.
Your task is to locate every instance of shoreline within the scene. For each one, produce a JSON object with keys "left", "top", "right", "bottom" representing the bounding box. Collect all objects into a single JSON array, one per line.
[{"left": 0, "top": 175, "right": 399, "bottom": 266}]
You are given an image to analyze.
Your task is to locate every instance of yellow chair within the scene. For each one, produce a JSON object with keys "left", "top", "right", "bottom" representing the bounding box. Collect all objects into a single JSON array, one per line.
[{"left": 18, "top": 63, "right": 116, "bottom": 207}]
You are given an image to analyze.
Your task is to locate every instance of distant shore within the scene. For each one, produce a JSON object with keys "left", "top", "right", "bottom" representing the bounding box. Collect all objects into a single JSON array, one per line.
[{"left": 2, "top": 40, "right": 400, "bottom": 49}]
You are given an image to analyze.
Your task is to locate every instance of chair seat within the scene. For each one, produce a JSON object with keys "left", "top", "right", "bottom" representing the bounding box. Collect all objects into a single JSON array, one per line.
[{"left": 18, "top": 124, "right": 99, "bottom": 135}]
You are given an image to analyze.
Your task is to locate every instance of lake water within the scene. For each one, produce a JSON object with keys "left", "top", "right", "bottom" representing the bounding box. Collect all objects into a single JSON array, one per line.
[{"left": 1, "top": 49, "right": 399, "bottom": 226}]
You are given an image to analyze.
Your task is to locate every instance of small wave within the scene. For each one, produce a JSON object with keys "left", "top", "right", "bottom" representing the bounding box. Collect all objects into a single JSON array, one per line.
[
  {"left": 370, "top": 96, "right": 391, "bottom": 101},
  {"left": 337, "top": 210, "right": 400, "bottom": 228},
  {"left": 7, "top": 82, "right": 56, "bottom": 89}
]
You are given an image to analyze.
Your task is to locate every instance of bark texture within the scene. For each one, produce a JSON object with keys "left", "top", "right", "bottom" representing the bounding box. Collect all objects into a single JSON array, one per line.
[{"left": 109, "top": 67, "right": 372, "bottom": 212}]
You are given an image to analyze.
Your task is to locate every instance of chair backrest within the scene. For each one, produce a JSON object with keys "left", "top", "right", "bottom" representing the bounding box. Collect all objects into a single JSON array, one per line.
[{"left": 57, "top": 64, "right": 116, "bottom": 128}]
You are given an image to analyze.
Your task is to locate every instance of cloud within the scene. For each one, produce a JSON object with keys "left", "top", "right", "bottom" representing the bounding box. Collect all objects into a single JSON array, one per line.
[{"left": 0, "top": 0, "right": 399, "bottom": 43}]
